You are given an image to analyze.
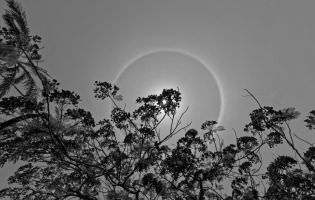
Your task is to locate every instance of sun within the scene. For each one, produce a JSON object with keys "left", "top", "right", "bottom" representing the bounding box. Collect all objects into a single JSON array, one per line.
[
  {"left": 162, "top": 99, "right": 167, "bottom": 105},
  {"left": 113, "top": 50, "right": 223, "bottom": 129},
  {"left": 146, "top": 82, "right": 186, "bottom": 113}
]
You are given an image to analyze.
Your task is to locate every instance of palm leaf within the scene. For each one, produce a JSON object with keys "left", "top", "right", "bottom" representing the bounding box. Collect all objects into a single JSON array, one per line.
[
  {"left": 23, "top": 75, "right": 38, "bottom": 97},
  {"left": 2, "top": 13, "right": 18, "bottom": 34},
  {"left": 22, "top": 62, "right": 51, "bottom": 79},
  {"left": 4, "top": 0, "right": 29, "bottom": 36},
  {"left": 36, "top": 66, "right": 51, "bottom": 78},
  {"left": 0, "top": 66, "right": 18, "bottom": 97},
  {"left": 19, "top": 65, "right": 38, "bottom": 98},
  {"left": 0, "top": 44, "right": 20, "bottom": 65},
  {"left": 25, "top": 63, "right": 50, "bottom": 90},
  {"left": 37, "top": 71, "right": 50, "bottom": 86},
  {"left": 13, "top": 71, "right": 27, "bottom": 84}
]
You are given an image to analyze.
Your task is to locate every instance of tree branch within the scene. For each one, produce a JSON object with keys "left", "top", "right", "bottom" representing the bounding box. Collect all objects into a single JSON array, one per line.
[{"left": 0, "top": 113, "right": 46, "bottom": 131}]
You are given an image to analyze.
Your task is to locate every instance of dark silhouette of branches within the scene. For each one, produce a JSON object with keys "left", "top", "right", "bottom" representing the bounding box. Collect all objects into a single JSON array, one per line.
[{"left": 0, "top": 1, "right": 315, "bottom": 200}]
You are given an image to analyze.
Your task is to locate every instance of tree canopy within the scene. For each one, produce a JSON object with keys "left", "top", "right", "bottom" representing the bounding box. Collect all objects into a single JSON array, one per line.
[{"left": 0, "top": 1, "right": 314, "bottom": 199}]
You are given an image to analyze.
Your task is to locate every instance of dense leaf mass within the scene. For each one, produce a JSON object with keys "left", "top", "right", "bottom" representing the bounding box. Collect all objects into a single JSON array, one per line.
[{"left": 0, "top": 1, "right": 315, "bottom": 200}]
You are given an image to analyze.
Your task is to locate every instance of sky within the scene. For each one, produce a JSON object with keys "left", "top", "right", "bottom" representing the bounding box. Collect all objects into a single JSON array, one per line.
[{"left": 1, "top": 0, "right": 315, "bottom": 191}]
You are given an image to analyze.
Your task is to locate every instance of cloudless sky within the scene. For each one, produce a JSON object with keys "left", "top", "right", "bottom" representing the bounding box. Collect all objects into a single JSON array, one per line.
[{"left": 1, "top": 0, "right": 315, "bottom": 189}]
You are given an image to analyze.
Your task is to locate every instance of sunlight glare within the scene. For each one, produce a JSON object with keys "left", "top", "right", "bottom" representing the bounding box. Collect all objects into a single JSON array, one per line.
[{"left": 162, "top": 99, "right": 167, "bottom": 105}]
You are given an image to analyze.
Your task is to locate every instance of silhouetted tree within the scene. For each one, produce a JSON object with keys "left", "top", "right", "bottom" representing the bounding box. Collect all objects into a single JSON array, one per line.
[
  {"left": 0, "top": 1, "right": 314, "bottom": 200},
  {"left": 0, "top": 0, "right": 49, "bottom": 98}
]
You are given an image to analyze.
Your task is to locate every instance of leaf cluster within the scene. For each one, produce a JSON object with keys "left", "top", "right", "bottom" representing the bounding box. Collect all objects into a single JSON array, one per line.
[{"left": 1, "top": 1, "right": 315, "bottom": 200}]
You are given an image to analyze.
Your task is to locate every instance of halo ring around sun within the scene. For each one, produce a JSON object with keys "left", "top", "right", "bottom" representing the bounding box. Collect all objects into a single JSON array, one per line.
[{"left": 113, "top": 49, "right": 225, "bottom": 124}]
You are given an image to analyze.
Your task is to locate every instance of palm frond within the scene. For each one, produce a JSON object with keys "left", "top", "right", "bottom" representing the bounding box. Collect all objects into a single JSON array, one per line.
[
  {"left": 4, "top": 0, "right": 29, "bottom": 36},
  {"left": 14, "top": 62, "right": 50, "bottom": 97},
  {"left": 2, "top": 13, "right": 18, "bottom": 34},
  {"left": 36, "top": 66, "right": 51, "bottom": 78},
  {"left": 13, "top": 71, "right": 27, "bottom": 84},
  {"left": 0, "top": 66, "right": 18, "bottom": 97},
  {"left": 23, "top": 75, "right": 38, "bottom": 98},
  {"left": 18, "top": 65, "right": 38, "bottom": 97},
  {"left": 25, "top": 63, "right": 50, "bottom": 90},
  {"left": 22, "top": 62, "right": 51, "bottom": 78},
  {"left": 37, "top": 71, "right": 50, "bottom": 86},
  {"left": 0, "top": 44, "right": 20, "bottom": 65}
]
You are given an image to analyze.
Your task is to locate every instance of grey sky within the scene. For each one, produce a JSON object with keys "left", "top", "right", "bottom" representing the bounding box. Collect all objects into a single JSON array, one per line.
[{"left": 1, "top": 0, "right": 315, "bottom": 190}]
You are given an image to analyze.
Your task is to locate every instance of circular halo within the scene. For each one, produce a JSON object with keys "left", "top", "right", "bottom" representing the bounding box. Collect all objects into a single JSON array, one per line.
[{"left": 113, "top": 48, "right": 225, "bottom": 124}]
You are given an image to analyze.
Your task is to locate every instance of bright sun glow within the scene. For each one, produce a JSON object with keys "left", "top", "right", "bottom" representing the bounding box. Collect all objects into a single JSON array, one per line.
[
  {"left": 162, "top": 99, "right": 167, "bottom": 105},
  {"left": 114, "top": 50, "right": 222, "bottom": 126}
]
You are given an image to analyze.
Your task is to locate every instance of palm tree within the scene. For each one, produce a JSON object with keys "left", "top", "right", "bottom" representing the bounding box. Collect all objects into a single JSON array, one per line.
[{"left": 0, "top": 0, "right": 49, "bottom": 98}]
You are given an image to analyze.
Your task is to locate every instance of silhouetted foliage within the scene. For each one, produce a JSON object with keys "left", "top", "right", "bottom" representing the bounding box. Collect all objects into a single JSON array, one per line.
[{"left": 0, "top": 1, "right": 315, "bottom": 200}]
